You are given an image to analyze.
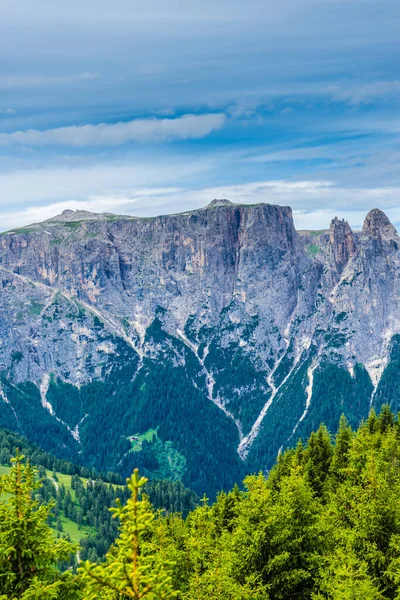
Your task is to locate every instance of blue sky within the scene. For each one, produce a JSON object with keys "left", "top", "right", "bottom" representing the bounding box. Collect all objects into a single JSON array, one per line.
[{"left": 1, "top": 0, "right": 400, "bottom": 230}]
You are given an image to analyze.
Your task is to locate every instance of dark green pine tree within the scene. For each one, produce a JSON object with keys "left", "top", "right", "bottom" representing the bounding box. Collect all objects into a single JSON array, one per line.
[
  {"left": 329, "top": 415, "right": 353, "bottom": 487},
  {"left": 378, "top": 404, "right": 395, "bottom": 433},
  {"left": 367, "top": 408, "right": 379, "bottom": 434},
  {"left": 304, "top": 424, "right": 333, "bottom": 499}
]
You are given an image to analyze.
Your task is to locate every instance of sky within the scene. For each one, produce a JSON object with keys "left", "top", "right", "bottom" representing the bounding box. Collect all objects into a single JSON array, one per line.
[{"left": 1, "top": 0, "right": 400, "bottom": 231}]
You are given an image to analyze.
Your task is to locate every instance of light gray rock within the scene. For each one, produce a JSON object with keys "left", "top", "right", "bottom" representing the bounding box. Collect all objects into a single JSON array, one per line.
[{"left": 0, "top": 201, "right": 399, "bottom": 462}]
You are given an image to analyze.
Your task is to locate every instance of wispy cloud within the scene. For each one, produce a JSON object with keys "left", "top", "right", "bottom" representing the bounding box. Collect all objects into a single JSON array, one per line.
[
  {"left": 0, "top": 113, "right": 226, "bottom": 147},
  {"left": 326, "top": 81, "right": 400, "bottom": 106},
  {"left": 0, "top": 72, "right": 101, "bottom": 89},
  {"left": 2, "top": 172, "right": 400, "bottom": 232},
  {"left": 222, "top": 79, "right": 400, "bottom": 119},
  {"left": 245, "top": 146, "right": 337, "bottom": 163},
  {"left": 244, "top": 141, "right": 374, "bottom": 165},
  {"left": 0, "top": 154, "right": 218, "bottom": 210}
]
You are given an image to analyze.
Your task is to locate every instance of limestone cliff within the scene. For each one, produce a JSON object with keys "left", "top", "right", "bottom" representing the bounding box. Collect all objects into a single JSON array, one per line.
[{"left": 0, "top": 201, "right": 399, "bottom": 493}]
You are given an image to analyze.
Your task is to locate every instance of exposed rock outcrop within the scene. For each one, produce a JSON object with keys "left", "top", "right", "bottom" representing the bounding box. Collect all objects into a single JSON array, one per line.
[
  {"left": 1, "top": 200, "right": 399, "bottom": 479},
  {"left": 362, "top": 208, "right": 399, "bottom": 242},
  {"left": 329, "top": 217, "right": 356, "bottom": 275}
]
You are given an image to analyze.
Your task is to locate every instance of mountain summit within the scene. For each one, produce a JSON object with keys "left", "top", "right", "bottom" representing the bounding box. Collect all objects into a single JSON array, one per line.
[
  {"left": 0, "top": 200, "right": 399, "bottom": 495},
  {"left": 46, "top": 209, "right": 122, "bottom": 223},
  {"left": 205, "top": 198, "right": 235, "bottom": 208},
  {"left": 362, "top": 208, "right": 399, "bottom": 241}
]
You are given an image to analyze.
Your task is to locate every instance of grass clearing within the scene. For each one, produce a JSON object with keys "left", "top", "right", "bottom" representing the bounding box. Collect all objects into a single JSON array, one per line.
[
  {"left": 128, "top": 428, "right": 158, "bottom": 452},
  {"left": 2, "top": 464, "right": 95, "bottom": 542},
  {"left": 59, "top": 516, "right": 95, "bottom": 544}
]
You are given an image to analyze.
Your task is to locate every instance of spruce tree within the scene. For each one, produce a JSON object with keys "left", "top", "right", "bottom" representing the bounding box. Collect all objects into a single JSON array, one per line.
[
  {"left": 304, "top": 424, "right": 333, "bottom": 498},
  {"left": 329, "top": 415, "right": 353, "bottom": 487},
  {"left": 0, "top": 451, "right": 78, "bottom": 599},
  {"left": 314, "top": 544, "right": 384, "bottom": 599},
  {"left": 228, "top": 468, "right": 324, "bottom": 599},
  {"left": 80, "top": 469, "right": 177, "bottom": 599},
  {"left": 379, "top": 404, "right": 395, "bottom": 433},
  {"left": 367, "top": 408, "right": 379, "bottom": 434}
]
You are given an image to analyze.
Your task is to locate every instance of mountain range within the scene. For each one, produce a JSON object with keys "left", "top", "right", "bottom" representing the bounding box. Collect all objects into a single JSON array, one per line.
[{"left": 0, "top": 199, "right": 399, "bottom": 496}]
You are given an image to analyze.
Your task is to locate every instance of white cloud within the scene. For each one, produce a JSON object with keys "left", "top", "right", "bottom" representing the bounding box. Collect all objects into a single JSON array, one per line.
[
  {"left": 1, "top": 173, "right": 400, "bottom": 232},
  {"left": 0, "top": 156, "right": 215, "bottom": 208},
  {"left": 0, "top": 113, "right": 226, "bottom": 147}
]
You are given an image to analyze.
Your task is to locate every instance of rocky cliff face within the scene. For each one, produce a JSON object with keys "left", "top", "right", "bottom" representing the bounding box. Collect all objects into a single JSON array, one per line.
[
  {"left": 0, "top": 200, "right": 399, "bottom": 495},
  {"left": 329, "top": 217, "right": 356, "bottom": 276}
]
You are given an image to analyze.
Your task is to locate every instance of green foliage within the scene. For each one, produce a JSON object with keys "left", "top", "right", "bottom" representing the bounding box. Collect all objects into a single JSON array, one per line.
[
  {"left": 229, "top": 469, "right": 324, "bottom": 599},
  {"left": 373, "top": 335, "right": 400, "bottom": 413},
  {"left": 11, "top": 351, "right": 24, "bottom": 364},
  {"left": 303, "top": 424, "right": 333, "bottom": 498},
  {"left": 307, "top": 243, "right": 320, "bottom": 257},
  {"left": 0, "top": 427, "right": 123, "bottom": 483},
  {"left": 145, "top": 407, "right": 400, "bottom": 600},
  {"left": 0, "top": 452, "right": 78, "bottom": 599},
  {"left": 297, "top": 362, "right": 372, "bottom": 440},
  {"left": 328, "top": 414, "right": 353, "bottom": 487},
  {"left": 6, "top": 407, "right": 400, "bottom": 599},
  {"left": 148, "top": 440, "right": 186, "bottom": 482},
  {"left": 80, "top": 469, "right": 177, "bottom": 599},
  {"left": 314, "top": 544, "right": 384, "bottom": 599},
  {"left": 0, "top": 428, "right": 198, "bottom": 565},
  {"left": 130, "top": 429, "right": 158, "bottom": 453}
]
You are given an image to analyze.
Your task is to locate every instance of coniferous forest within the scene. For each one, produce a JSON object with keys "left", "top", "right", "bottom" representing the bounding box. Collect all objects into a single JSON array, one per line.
[{"left": 2, "top": 407, "right": 400, "bottom": 598}]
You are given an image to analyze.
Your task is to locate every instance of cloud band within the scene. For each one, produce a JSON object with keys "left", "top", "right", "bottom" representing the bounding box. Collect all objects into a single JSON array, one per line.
[{"left": 0, "top": 113, "right": 226, "bottom": 147}]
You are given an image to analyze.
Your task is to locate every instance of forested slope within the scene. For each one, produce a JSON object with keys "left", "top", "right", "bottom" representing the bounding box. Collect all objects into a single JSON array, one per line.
[
  {"left": 4, "top": 407, "right": 400, "bottom": 597},
  {"left": 0, "top": 427, "right": 199, "bottom": 563}
]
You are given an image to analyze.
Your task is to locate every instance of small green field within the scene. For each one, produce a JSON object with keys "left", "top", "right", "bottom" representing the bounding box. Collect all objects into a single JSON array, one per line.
[
  {"left": 0, "top": 464, "right": 82, "bottom": 496},
  {"left": 47, "top": 471, "right": 75, "bottom": 488},
  {"left": 29, "top": 301, "right": 45, "bottom": 316},
  {"left": 1, "top": 464, "right": 95, "bottom": 543},
  {"left": 128, "top": 428, "right": 158, "bottom": 452},
  {"left": 1, "top": 464, "right": 86, "bottom": 490},
  {"left": 45, "top": 470, "right": 89, "bottom": 500},
  {"left": 59, "top": 516, "right": 95, "bottom": 544}
]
